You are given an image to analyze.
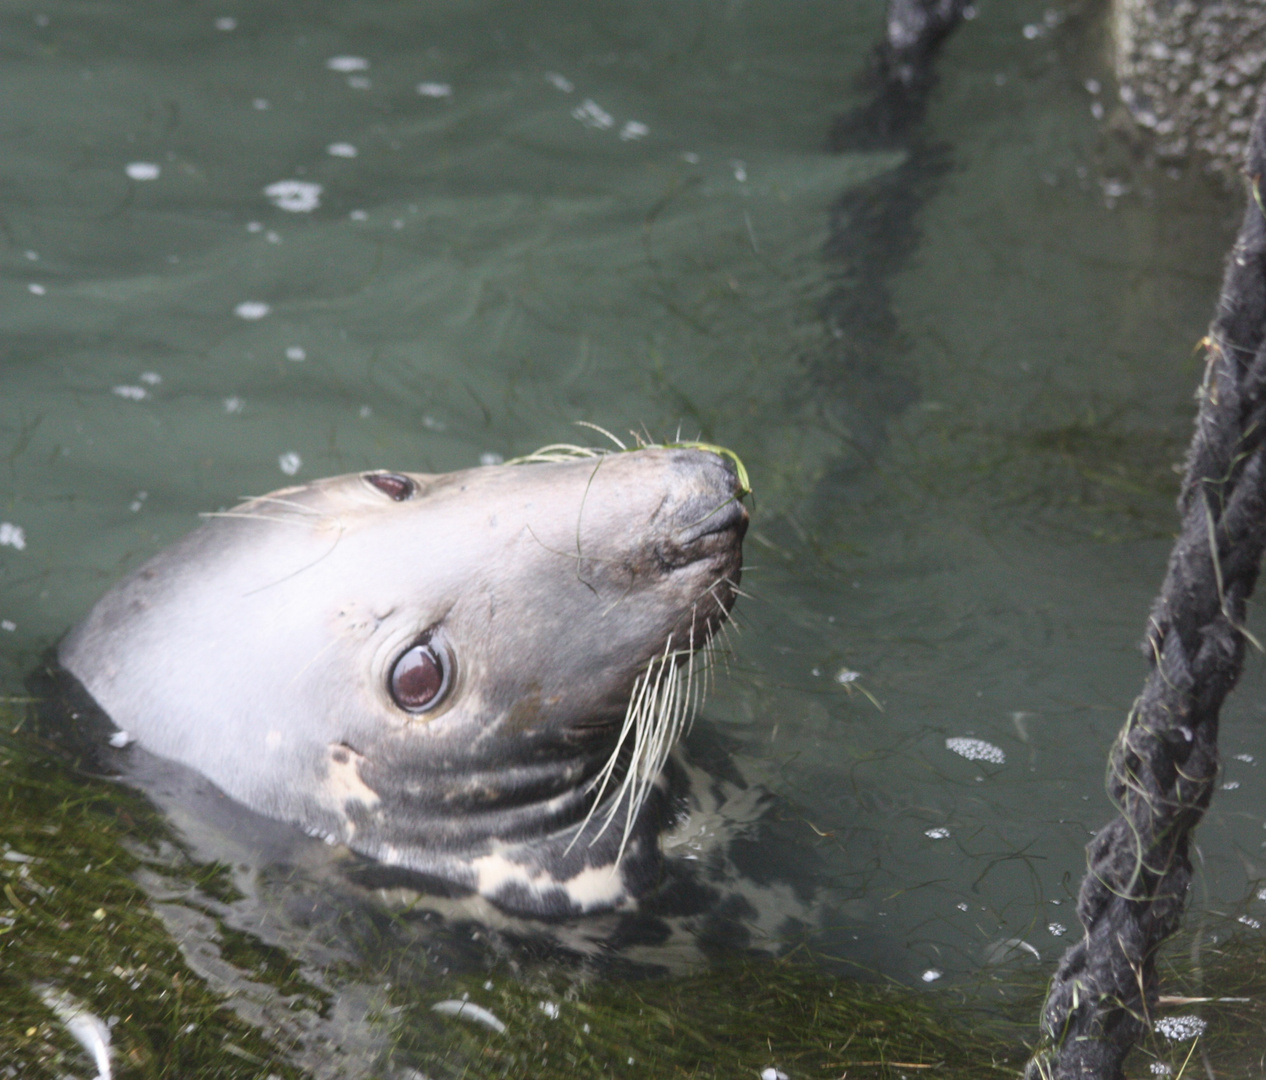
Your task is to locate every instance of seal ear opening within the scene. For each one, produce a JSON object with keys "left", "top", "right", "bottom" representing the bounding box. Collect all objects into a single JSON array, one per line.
[{"left": 389, "top": 637, "right": 453, "bottom": 714}]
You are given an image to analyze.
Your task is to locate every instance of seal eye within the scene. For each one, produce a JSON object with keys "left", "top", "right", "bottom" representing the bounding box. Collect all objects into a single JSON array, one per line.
[
  {"left": 390, "top": 641, "right": 450, "bottom": 713},
  {"left": 365, "top": 472, "right": 415, "bottom": 501}
]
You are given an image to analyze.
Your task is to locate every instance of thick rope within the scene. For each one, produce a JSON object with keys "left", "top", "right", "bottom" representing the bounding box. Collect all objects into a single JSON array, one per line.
[{"left": 1028, "top": 89, "right": 1266, "bottom": 1079}]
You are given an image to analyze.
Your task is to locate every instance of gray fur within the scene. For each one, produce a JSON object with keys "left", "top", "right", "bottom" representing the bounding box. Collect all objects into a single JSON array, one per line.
[{"left": 60, "top": 448, "right": 746, "bottom": 915}]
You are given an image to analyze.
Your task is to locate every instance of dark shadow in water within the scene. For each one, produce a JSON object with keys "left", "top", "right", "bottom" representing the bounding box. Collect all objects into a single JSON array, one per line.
[{"left": 802, "top": 0, "right": 967, "bottom": 474}]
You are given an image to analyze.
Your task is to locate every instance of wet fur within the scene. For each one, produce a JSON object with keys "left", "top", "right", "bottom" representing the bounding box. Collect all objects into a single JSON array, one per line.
[{"left": 59, "top": 449, "right": 747, "bottom": 916}]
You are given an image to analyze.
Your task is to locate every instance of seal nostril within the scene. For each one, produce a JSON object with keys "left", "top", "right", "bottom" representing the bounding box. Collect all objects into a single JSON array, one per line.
[{"left": 365, "top": 472, "right": 416, "bottom": 502}]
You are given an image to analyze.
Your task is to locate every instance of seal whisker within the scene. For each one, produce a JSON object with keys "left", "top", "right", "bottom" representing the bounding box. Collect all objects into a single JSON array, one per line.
[
  {"left": 573, "top": 421, "right": 627, "bottom": 450},
  {"left": 709, "top": 572, "right": 752, "bottom": 606},
  {"left": 704, "top": 577, "right": 746, "bottom": 632},
  {"left": 571, "top": 639, "right": 667, "bottom": 853},
  {"left": 574, "top": 612, "right": 718, "bottom": 866},
  {"left": 599, "top": 582, "right": 638, "bottom": 618},
  {"left": 237, "top": 494, "right": 325, "bottom": 515},
  {"left": 199, "top": 511, "right": 318, "bottom": 528},
  {"left": 240, "top": 521, "right": 348, "bottom": 596},
  {"left": 286, "top": 633, "right": 347, "bottom": 690},
  {"left": 506, "top": 443, "right": 606, "bottom": 465},
  {"left": 676, "top": 492, "right": 747, "bottom": 534},
  {"left": 612, "top": 642, "right": 675, "bottom": 862},
  {"left": 520, "top": 523, "right": 618, "bottom": 568},
  {"left": 571, "top": 454, "right": 608, "bottom": 580}
]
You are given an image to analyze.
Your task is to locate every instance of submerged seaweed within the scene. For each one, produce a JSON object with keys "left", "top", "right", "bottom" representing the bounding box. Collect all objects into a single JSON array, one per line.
[
  {"left": 389, "top": 958, "right": 1024, "bottom": 1079},
  {"left": 7, "top": 689, "right": 1266, "bottom": 1080},
  {"left": 0, "top": 702, "right": 307, "bottom": 1080}
]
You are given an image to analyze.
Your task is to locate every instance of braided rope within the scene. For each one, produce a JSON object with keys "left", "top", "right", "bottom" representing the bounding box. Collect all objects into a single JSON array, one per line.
[{"left": 1028, "top": 91, "right": 1266, "bottom": 1079}]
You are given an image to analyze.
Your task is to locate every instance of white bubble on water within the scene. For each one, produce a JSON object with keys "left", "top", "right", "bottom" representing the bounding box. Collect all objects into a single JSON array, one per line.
[
  {"left": 1048, "top": 923, "right": 1067, "bottom": 937},
  {"left": 1155, "top": 1015, "right": 1206, "bottom": 1042},
  {"left": 253, "top": 98, "right": 269, "bottom": 110},
  {"left": 545, "top": 72, "right": 574, "bottom": 93},
  {"left": 112, "top": 385, "right": 147, "bottom": 401},
  {"left": 139, "top": 371, "right": 161, "bottom": 385},
  {"left": 125, "top": 162, "right": 160, "bottom": 181},
  {"left": 946, "top": 737, "right": 1006, "bottom": 765},
  {"left": 264, "top": 179, "right": 322, "bottom": 212},
  {"left": 327, "top": 142, "right": 358, "bottom": 158},
  {"left": 285, "top": 346, "right": 306, "bottom": 361},
  {"left": 214, "top": 16, "right": 236, "bottom": 31},
  {"left": 572, "top": 99, "right": 613, "bottom": 129},
  {"left": 619, "top": 120, "right": 649, "bottom": 141},
  {"left": 919, "top": 969, "right": 942, "bottom": 984},
  {"left": 0, "top": 620, "right": 15, "bottom": 632},
  {"left": 925, "top": 827, "right": 950, "bottom": 840},
  {"left": 234, "top": 301, "right": 270, "bottom": 320},
  {"left": 278, "top": 451, "right": 302, "bottom": 476},
  {"left": 416, "top": 82, "right": 452, "bottom": 98},
  {"left": 347, "top": 75, "right": 371, "bottom": 90},
  {"left": 223, "top": 396, "right": 244, "bottom": 414},
  {"left": 0, "top": 523, "right": 27, "bottom": 551},
  {"left": 326, "top": 55, "right": 369, "bottom": 72},
  {"left": 28, "top": 283, "right": 45, "bottom": 295}
]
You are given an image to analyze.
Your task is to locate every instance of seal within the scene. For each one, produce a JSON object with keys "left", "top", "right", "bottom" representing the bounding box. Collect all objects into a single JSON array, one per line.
[{"left": 58, "top": 445, "right": 748, "bottom": 917}]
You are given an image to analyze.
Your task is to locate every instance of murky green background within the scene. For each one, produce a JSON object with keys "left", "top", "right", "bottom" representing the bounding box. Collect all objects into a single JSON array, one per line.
[{"left": 2, "top": 0, "right": 1263, "bottom": 1071}]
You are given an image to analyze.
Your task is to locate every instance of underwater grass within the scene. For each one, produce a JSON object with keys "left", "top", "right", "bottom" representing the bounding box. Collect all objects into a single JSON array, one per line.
[
  {"left": 387, "top": 959, "right": 1026, "bottom": 1080},
  {"left": 897, "top": 408, "right": 1188, "bottom": 543},
  {"left": 0, "top": 702, "right": 309, "bottom": 1080},
  {"left": 7, "top": 689, "right": 1266, "bottom": 1079},
  {"left": 505, "top": 424, "right": 752, "bottom": 498}
]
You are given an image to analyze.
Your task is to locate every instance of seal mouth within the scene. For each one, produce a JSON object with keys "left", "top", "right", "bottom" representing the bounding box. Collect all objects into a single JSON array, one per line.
[
  {"left": 668, "top": 495, "right": 748, "bottom": 645},
  {"left": 568, "top": 454, "right": 749, "bottom": 865}
]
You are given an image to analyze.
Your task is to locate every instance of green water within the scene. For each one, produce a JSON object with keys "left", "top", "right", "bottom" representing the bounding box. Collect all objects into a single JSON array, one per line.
[{"left": 2, "top": 0, "right": 1262, "bottom": 1074}]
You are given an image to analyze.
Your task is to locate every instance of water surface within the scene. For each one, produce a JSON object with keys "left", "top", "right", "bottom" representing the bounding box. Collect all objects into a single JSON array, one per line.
[{"left": 1, "top": 0, "right": 1259, "bottom": 1072}]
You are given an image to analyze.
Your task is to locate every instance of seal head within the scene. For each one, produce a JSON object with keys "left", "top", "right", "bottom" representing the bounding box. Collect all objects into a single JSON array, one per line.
[{"left": 59, "top": 447, "right": 747, "bottom": 916}]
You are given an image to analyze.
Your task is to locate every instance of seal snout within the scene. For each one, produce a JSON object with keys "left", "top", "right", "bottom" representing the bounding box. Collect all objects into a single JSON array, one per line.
[{"left": 656, "top": 451, "right": 749, "bottom": 571}]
